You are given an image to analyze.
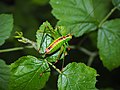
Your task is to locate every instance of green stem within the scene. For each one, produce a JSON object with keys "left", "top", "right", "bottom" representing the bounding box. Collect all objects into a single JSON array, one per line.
[
  {"left": 87, "top": 52, "right": 97, "bottom": 66},
  {"left": 79, "top": 47, "right": 93, "bottom": 56},
  {"left": 0, "top": 46, "right": 33, "bottom": 53},
  {"left": 21, "top": 37, "right": 38, "bottom": 50},
  {"left": 99, "top": 7, "right": 117, "bottom": 27},
  {"left": 47, "top": 61, "right": 62, "bottom": 74},
  {"left": 70, "top": 46, "right": 98, "bottom": 66},
  {"left": 79, "top": 47, "right": 98, "bottom": 66}
]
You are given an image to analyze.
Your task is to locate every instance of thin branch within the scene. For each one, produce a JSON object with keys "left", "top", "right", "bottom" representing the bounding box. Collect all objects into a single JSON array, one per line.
[
  {"left": 0, "top": 46, "right": 33, "bottom": 53},
  {"left": 79, "top": 47, "right": 93, "bottom": 56},
  {"left": 87, "top": 52, "right": 98, "bottom": 66},
  {"left": 70, "top": 45, "right": 98, "bottom": 66},
  {"left": 99, "top": 7, "right": 117, "bottom": 27},
  {"left": 47, "top": 61, "right": 62, "bottom": 74}
]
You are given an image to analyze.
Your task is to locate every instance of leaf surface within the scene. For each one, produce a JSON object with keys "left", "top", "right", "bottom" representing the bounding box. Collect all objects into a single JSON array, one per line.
[
  {"left": 58, "top": 62, "right": 97, "bottom": 90},
  {"left": 9, "top": 56, "right": 50, "bottom": 90},
  {"left": 50, "top": 0, "right": 110, "bottom": 37},
  {"left": 0, "top": 59, "right": 10, "bottom": 90},
  {"left": 97, "top": 19, "right": 120, "bottom": 70},
  {"left": 0, "top": 14, "right": 13, "bottom": 46},
  {"left": 36, "top": 21, "right": 53, "bottom": 52}
]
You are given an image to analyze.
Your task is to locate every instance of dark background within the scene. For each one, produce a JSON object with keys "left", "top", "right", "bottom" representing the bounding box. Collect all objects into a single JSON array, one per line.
[{"left": 0, "top": 0, "right": 120, "bottom": 90}]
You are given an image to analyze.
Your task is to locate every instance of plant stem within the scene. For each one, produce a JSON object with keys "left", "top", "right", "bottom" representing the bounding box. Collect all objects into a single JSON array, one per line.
[
  {"left": 79, "top": 47, "right": 98, "bottom": 66},
  {"left": 70, "top": 46, "right": 98, "bottom": 66},
  {"left": 0, "top": 46, "right": 33, "bottom": 53},
  {"left": 78, "top": 47, "right": 93, "bottom": 56},
  {"left": 99, "top": 7, "right": 117, "bottom": 27},
  {"left": 21, "top": 37, "right": 38, "bottom": 50},
  {"left": 87, "top": 52, "right": 97, "bottom": 66},
  {"left": 47, "top": 61, "right": 62, "bottom": 74}
]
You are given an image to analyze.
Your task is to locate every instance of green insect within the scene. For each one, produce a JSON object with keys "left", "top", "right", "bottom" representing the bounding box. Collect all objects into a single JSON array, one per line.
[
  {"left": 37, "top": 26, "right": 72, "bottom": 72},
  {"left": 45, "top": 34, "right": 72, "bottom": 55},
  {"left": 37, "top": 24, "right": 72, "bottom": 61}
]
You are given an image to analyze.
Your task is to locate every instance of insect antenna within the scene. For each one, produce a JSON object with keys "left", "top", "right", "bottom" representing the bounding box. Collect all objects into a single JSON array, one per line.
[{"left": 61, "top": 43, "right": 68, "bottom": 71}]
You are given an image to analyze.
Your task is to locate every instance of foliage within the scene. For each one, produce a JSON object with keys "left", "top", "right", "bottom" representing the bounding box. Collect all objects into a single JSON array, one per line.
[
  {"left": 9, "top": 56, "right": 50, "bottom": 90},
  {"left": 58, "top": 62, "right": 97, "bottom": 90},
  {"left": 0, "top": 59, "right": 10, "bottom": 90},
  {"left": 50, "top": 0, "right": 120, "bottom": 70},
  {"left": 97, "top": 19, "right": 120, "bottom": 70},
  {"left": 0, "top": 0, "right": 120, "bottom": 90},
  {"left": 0, "top": 14, "right": 13, "bottom": 46},
  {"left": 50, "top": 0, "right": 111, "bottom": 37}
]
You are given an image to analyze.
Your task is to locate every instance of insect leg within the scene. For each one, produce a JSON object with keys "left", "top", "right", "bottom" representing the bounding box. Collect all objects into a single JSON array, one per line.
[
  {"left": 65, "top": 42, "right": 71, "bottom": 51},
  {"left": 53, "top": 45, "right": 64, "bottom": 64},
  {"left": 61, "top": 43, "right": 67, "bottom": 71}
]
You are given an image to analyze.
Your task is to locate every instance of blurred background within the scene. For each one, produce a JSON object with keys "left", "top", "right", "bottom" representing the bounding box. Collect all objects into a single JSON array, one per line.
[{"left": 0, "top": 0, "right": 120, "bottom": 90}]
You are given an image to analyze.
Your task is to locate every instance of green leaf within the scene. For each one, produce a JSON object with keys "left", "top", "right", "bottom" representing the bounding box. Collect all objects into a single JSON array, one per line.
[
  {"left": 9, "top": 56, "right": 50, "bottom": 90},
  {"left": 36, "top": 32, "right": 52, "bottom": 54},
  {"left": 36, "top": 21, "right": 53, "bottom": 52},
  {"left": 0, "top": 59, "right": 10, "bottom": 90},
  {"left": 50, "top": 0, "right": 111, "bottom": 37},
  {"left": 97, "top": 19, "right": 120, "bottom": 70},
  {"left": 58, "top": 62, "right": 97, "bottom": 90},
  {"left": 0, "top": 14, "right": 13, "bottom": 46},
  {"left": 112, "top": 0, "right": 120, "bottom": 10}
]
